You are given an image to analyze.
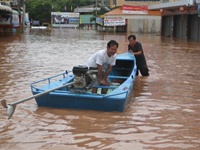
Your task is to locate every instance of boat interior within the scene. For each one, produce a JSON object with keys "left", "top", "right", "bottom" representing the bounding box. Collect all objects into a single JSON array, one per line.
[
  {"left": 31, "top": 59, "right": 135, "bottom": 95},
  {"left": 109, "top": 59, "right": 134, "bottom": 83}
]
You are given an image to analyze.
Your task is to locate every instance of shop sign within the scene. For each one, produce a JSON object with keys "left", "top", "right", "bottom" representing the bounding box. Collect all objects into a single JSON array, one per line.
[
  {"left": 104, "top": 18, "right": 125, "bottom": 26},
  {"left": 122, "top": 5, "right": 148, "bottom": 14}
]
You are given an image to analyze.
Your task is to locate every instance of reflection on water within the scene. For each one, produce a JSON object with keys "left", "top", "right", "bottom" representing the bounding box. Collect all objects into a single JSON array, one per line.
[{"left": 0, "top": 28, "right": 200, "bottom": 150}]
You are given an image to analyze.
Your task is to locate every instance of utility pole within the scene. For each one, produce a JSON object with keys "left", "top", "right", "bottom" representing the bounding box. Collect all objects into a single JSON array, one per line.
[
  {"left": 101, "top": 0, "right": 104, "bottom": 6},
  {"left": 22, "top": 0, "right": 26, "bottom": 31},
  {"left": 95, "top": 0, "right": 97, "bottom": 16},
  {"left": 95, "top": 0, "right": 98, "bottom": 30}
]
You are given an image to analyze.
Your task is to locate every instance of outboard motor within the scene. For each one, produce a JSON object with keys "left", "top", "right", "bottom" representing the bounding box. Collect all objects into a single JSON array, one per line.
[
  {"left": 69, "top": 65, "right": 98, "bottom": 93},
  {"left": 72, "top": 65, "right": 88, "bottom": 89}
]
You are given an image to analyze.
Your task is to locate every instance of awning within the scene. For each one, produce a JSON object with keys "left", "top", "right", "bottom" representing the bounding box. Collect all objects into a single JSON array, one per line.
[
  {"left": 148, "top": 0, "right": 193, "bottom": 10},
  {"left": 0, "top": 4, "right": 12, "bottom": 13},
  {"left": 12, "top": 10, "right": 19, "bottom": 15},
  {"left": 74, "top": 5, "right": 100, "bottom": 13}
]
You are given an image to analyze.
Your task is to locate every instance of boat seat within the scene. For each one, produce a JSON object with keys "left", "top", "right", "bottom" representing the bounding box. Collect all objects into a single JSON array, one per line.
[
  {"left": 108, "top": 75, "right": 128, "bottom": 79},
  {"left": 91, "top": 85, "right": 117, "bottom": 89}
]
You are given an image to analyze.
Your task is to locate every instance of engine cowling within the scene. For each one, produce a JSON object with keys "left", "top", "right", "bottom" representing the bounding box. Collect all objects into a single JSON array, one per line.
[
  {"left": 70, "top": 65, "right": 97, "bottom": 92},
  {"left": 72, "top": 65, "right": 88, "bottom": 77},
  {"left": 72, "top": 65, "right": 88, "bottom": 89}
]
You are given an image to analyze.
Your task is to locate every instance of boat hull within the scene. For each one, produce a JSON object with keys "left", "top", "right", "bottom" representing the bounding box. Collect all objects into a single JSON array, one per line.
[
  {"left": 33, "top": 81, "right": 134, "bottom": 112},
  {"left": 31, "top": 52, "right": 137, "bottom": 112}
]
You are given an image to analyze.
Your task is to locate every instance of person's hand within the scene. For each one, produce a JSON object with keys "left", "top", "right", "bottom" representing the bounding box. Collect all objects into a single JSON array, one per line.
[
  {"left": 100, "top": 80, "right": 107, "bottom": 86},
  {"left": 129, "top": 50, "right": 134, "bottom": 55}
]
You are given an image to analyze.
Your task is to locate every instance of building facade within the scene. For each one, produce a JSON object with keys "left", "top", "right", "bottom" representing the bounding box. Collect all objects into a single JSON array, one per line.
[
  {"left": 104, "top": 1, "right": 161, "bottom": 34},
  {"left": 149, "top": 0, "right": 200, "bottom": 41},
  {"left": 106, "top": 0, "right": 200, "bottom": 41}
]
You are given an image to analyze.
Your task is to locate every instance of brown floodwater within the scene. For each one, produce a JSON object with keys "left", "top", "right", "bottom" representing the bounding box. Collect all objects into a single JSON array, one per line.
[{"left": 0, "top": 28, "right": 200, "bottom": 150}]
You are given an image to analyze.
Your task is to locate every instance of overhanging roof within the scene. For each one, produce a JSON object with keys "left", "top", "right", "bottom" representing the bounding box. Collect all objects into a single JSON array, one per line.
[
  {"left": 104, "top": 7, "right": 122, "bottom": 16},
  {"left": 74, "top": 5, "right": 100, "bottom": 13},
  {"left": 148, "top": 0, "right": 193, "bottom": 10},
  {"left": 0, "top": 4, "right": 12, "bottom": 12},
  {"left": 12, "top": 10, "right": 19, "bottom": 15},
  {"left": 104, "top": 7, "right": 160, "bottom": 17}
]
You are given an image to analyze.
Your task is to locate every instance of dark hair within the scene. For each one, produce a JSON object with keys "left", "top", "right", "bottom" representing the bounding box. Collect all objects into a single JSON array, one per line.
[
  {"left": 107, "top": 40, "right": 119, "bottom": 48},
  {"left": 128, "top": 35, "right": 136, "bottom": 40}
]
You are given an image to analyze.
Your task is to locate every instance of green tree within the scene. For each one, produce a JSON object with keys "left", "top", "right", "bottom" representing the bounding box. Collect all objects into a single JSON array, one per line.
[
  {"left": 26, "top": 0, "right": 108, "bottom": 24},
  {"left": 26, "top": 0, "right": 52, "bottom": 22}
]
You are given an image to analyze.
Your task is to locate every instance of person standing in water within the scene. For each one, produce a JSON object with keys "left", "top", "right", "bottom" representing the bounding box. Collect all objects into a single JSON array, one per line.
[{"left": 128, "top": 35, "right": 149, "bottom": 76}]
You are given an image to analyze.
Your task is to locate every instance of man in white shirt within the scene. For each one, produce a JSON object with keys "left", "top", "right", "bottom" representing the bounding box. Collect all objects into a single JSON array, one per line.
[{"left": 86, "top": 40, "right": 118, "bottom": 94}]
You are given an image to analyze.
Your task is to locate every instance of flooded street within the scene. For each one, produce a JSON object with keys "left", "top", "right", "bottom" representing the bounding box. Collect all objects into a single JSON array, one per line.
[{"left": 0, "top": 28, "right": 200, "bottom": 150}]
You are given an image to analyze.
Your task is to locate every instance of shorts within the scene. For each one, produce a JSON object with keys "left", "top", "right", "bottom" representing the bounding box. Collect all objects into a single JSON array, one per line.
[{"left": 91, "top": 72, "right": 110, "bottom": 86}]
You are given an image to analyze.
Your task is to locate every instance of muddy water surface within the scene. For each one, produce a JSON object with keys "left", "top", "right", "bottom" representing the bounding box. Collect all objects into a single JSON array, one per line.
[{"left": 0, "top": 29, "right": 200, "bottom": 150}]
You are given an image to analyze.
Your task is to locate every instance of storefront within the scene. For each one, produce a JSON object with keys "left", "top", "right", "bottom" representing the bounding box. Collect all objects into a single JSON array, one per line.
[
  {"left": 0, "top": 4, "right": 12, "bottom": 32},
  {"left": 104, "top": 5, "right": 161, "bottom": 34},
  {"left": 149, "top": 0, "right": 200, "bottom": 41}
]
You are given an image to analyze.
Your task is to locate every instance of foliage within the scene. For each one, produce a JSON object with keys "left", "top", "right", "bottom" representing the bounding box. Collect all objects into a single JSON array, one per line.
[{"left": 26, "top": 0, "right": 94, "bottom": 23}]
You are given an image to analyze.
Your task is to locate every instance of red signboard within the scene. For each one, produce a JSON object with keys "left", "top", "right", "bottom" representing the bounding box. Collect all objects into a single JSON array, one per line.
[
  {"left": 122, "top": 5, "right": 148, "bottom": 11},
  {"left": 122, "top": 5, "right": 148, "bottom": 14}
]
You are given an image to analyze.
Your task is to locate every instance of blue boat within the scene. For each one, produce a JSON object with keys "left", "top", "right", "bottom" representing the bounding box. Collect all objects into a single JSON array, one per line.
[{"left": 30, "top": 52, "right": 137, "bottom": 112}]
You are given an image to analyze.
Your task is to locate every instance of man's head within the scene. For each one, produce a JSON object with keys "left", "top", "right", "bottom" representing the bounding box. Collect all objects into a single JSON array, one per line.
[
  {"left": 107, "top": 40, "right": 118, "bottom": 57},
  {"left": 128, "top": 35, "right": 136, "bottom": 46}
]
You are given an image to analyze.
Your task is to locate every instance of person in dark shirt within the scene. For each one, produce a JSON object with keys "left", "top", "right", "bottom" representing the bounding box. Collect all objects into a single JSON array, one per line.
[{"left": 128, "top": 35, "right": 149, "bottom": 76}]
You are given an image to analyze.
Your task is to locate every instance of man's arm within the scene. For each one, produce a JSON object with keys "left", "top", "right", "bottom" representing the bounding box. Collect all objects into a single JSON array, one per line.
[
  {"left": 97, "top": 64, "right": 112, "bottom": 86},
  {"left": 129, "top": 43, "right": 143, "bottom": 55},
  {"left": 97, "top": 64, "right": 104, "bottom": 85},
  {"left": 131, "top": 50, "right": 142, "bottom": 55},
  {"left": 104, "top": 65, "right": 112, "bottom": 81}
]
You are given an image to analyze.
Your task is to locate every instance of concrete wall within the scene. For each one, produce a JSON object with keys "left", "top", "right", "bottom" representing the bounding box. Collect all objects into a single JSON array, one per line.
[{"left": 127, "top": 16, "right": 161, "bottom": 34}]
